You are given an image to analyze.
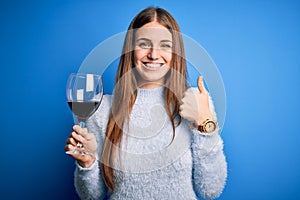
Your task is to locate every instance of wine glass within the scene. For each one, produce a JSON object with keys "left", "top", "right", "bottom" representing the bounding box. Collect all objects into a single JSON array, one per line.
[{"left": 66, "top": 73, "right": 103, "bottom": 155}]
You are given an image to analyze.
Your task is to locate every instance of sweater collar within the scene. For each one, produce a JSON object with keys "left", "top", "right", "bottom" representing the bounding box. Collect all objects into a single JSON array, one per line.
[{"left": 136, "top": 86, "right": 164, "bottom": 102}]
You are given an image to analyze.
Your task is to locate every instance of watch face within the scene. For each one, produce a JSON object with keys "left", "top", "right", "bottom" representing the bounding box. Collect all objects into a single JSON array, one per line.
[{"left": 205, "top": 121, "right": 216, "bottom": 132}]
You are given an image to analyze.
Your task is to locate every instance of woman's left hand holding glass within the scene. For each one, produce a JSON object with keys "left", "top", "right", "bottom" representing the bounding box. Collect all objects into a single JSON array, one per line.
[{"left": 179, "top": 76, "right": 213, "bottom": 126}]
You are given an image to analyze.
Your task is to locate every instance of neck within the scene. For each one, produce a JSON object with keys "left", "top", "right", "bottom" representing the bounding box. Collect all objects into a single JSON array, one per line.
[{"left": 137, "top": 81, "right": 164, "bottom": 89}]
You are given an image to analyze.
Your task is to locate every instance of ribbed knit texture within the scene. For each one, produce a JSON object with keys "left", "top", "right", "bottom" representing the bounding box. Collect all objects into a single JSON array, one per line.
[{"left": 74, "top": 87, "right": 227, "bottom": 200}]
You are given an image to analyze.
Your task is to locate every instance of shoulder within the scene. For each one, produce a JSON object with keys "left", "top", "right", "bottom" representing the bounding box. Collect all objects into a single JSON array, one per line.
[
  {"left": 186, "top": 86, "right": 214, "bottom": 101},
  {"left": 99, "top": 94, "right": 113, "bottom": 112},
  {"left": 95, "top": 94, "right": 112, "bottom": 118},
  {"left": 186, "top": 87, "right": 198, "bottom": 93}
]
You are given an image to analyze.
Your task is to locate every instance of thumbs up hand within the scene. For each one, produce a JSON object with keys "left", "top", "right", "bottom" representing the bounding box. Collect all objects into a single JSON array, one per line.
[{"left": 179, "top": 76, "right": 213, "bottom": 126}]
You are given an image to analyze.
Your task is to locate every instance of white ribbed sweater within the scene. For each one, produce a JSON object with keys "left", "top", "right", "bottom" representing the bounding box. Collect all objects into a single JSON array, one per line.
[{"left": 74, "top": 87, "right": 227, "bottom": 200}]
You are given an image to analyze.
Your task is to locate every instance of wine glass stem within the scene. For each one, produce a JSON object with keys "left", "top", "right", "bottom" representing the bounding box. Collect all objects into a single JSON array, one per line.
[
  {"left": 79, "top": 121, "right": 85, "bottom": 128},
  {"left": 74, "top": 121, "right": 86, "bottom": 153},
  {"left": 79, "top": 121, "right": 86, "bottom": 128}
]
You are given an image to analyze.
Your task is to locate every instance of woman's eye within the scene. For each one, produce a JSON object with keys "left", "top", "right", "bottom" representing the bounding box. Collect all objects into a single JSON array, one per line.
[
  {"left": 161, "top": 43, "right": 172, "bottom": 49},
  {"left": 138, "top": 42, "right": 151, "bottom": 49}
]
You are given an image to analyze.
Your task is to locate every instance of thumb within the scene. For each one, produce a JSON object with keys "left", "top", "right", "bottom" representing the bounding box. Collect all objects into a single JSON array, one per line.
[{"left": 197, "top": 76, "right": 206, "bottom": 93}]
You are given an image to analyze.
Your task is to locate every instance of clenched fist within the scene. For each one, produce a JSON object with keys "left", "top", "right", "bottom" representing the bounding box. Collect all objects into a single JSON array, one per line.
[{"left": 179, "top": 76, "right": 213, "bottom": 126}]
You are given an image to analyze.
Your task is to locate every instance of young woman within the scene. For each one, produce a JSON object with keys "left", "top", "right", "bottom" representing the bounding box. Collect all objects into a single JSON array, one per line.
[{"left": 65, "top": 7, "right": 227, "bottom": 200}]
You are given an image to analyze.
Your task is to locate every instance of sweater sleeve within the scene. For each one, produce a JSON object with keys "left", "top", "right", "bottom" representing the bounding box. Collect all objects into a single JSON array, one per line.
[
  {"left": 191, "top": 92, "right": 227, "bottom": 199},
  {"left": 74, "top": 95, "right": 112, "bottom": 200}
]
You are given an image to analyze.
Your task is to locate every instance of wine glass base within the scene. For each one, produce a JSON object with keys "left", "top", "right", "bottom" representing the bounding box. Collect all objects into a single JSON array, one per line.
[
  {"left": 65, "top": 150, "right": 95, "bottom": 157},
  {"left": 65, "top": 150, "right": 80, "bottom": 155}
]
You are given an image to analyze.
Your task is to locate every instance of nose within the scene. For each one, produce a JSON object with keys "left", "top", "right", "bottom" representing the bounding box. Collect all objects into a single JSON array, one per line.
[{"left": 147, "top": 47, "right": 160, "bottom": 60}]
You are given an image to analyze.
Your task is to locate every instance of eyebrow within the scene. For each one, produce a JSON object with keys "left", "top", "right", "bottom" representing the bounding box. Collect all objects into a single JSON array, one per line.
[{"left": 136, "top": 38, "right": 172, "bottom": 43}]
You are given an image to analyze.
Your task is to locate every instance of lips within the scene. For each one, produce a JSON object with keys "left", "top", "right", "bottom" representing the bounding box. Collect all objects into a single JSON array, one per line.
[{"left": 142, "top": 62, "right": 164, "bottom": 71}]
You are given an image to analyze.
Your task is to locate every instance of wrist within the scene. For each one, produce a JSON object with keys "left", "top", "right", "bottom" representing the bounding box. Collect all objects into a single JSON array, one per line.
[
  {"left": 195, "top": 113, "right": 213, "bottom": 126},
  {"left": 197, "top": 119, "right": 218, "bottom": 133},
  {"left": 78, "top": 156, "right": 96, "bottom": 168}
]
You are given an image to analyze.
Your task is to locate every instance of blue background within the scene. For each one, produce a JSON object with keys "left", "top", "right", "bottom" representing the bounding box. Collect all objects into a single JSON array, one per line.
[{"left": 1, "top": 0, "right": 300, "bottom": 199}]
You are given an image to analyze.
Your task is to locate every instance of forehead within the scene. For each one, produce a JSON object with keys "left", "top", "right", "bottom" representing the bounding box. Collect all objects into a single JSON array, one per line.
[{"left": 135, "top": 23, "right": 172, "bottom": 42}]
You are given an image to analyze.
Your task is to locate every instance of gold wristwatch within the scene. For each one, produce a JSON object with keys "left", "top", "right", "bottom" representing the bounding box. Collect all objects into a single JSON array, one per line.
[{"left": 198, "top": 119, "right": 218, "bottom": 133}]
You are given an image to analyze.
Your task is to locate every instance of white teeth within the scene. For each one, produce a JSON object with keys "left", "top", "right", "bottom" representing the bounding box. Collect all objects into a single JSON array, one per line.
[{"left": 144, "top": 63, "right": 162, "bottom": 68}]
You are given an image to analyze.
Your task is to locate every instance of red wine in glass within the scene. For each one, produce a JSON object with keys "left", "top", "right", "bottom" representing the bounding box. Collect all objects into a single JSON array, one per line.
[
  {"left": 66, "top": 73, "right": 103, "bottom": 155},
  {"left": 67, "top": 101, "right": 101, "bottom": 123}
]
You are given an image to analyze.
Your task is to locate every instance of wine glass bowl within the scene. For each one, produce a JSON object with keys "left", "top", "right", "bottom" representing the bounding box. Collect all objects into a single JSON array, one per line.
[{"left": 66, "top": 73, "right": 103, "bottom": 154}]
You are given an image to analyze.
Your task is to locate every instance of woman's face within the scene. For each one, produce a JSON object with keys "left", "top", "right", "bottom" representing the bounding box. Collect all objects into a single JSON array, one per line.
[{"left": 134, "top": 21, "right": 172, "bottom": 88}]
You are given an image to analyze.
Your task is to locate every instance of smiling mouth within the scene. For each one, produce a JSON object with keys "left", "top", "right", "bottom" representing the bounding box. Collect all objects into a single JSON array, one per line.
[{"left": 142, "top": 62, "right": 164, "bottom": 70}]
